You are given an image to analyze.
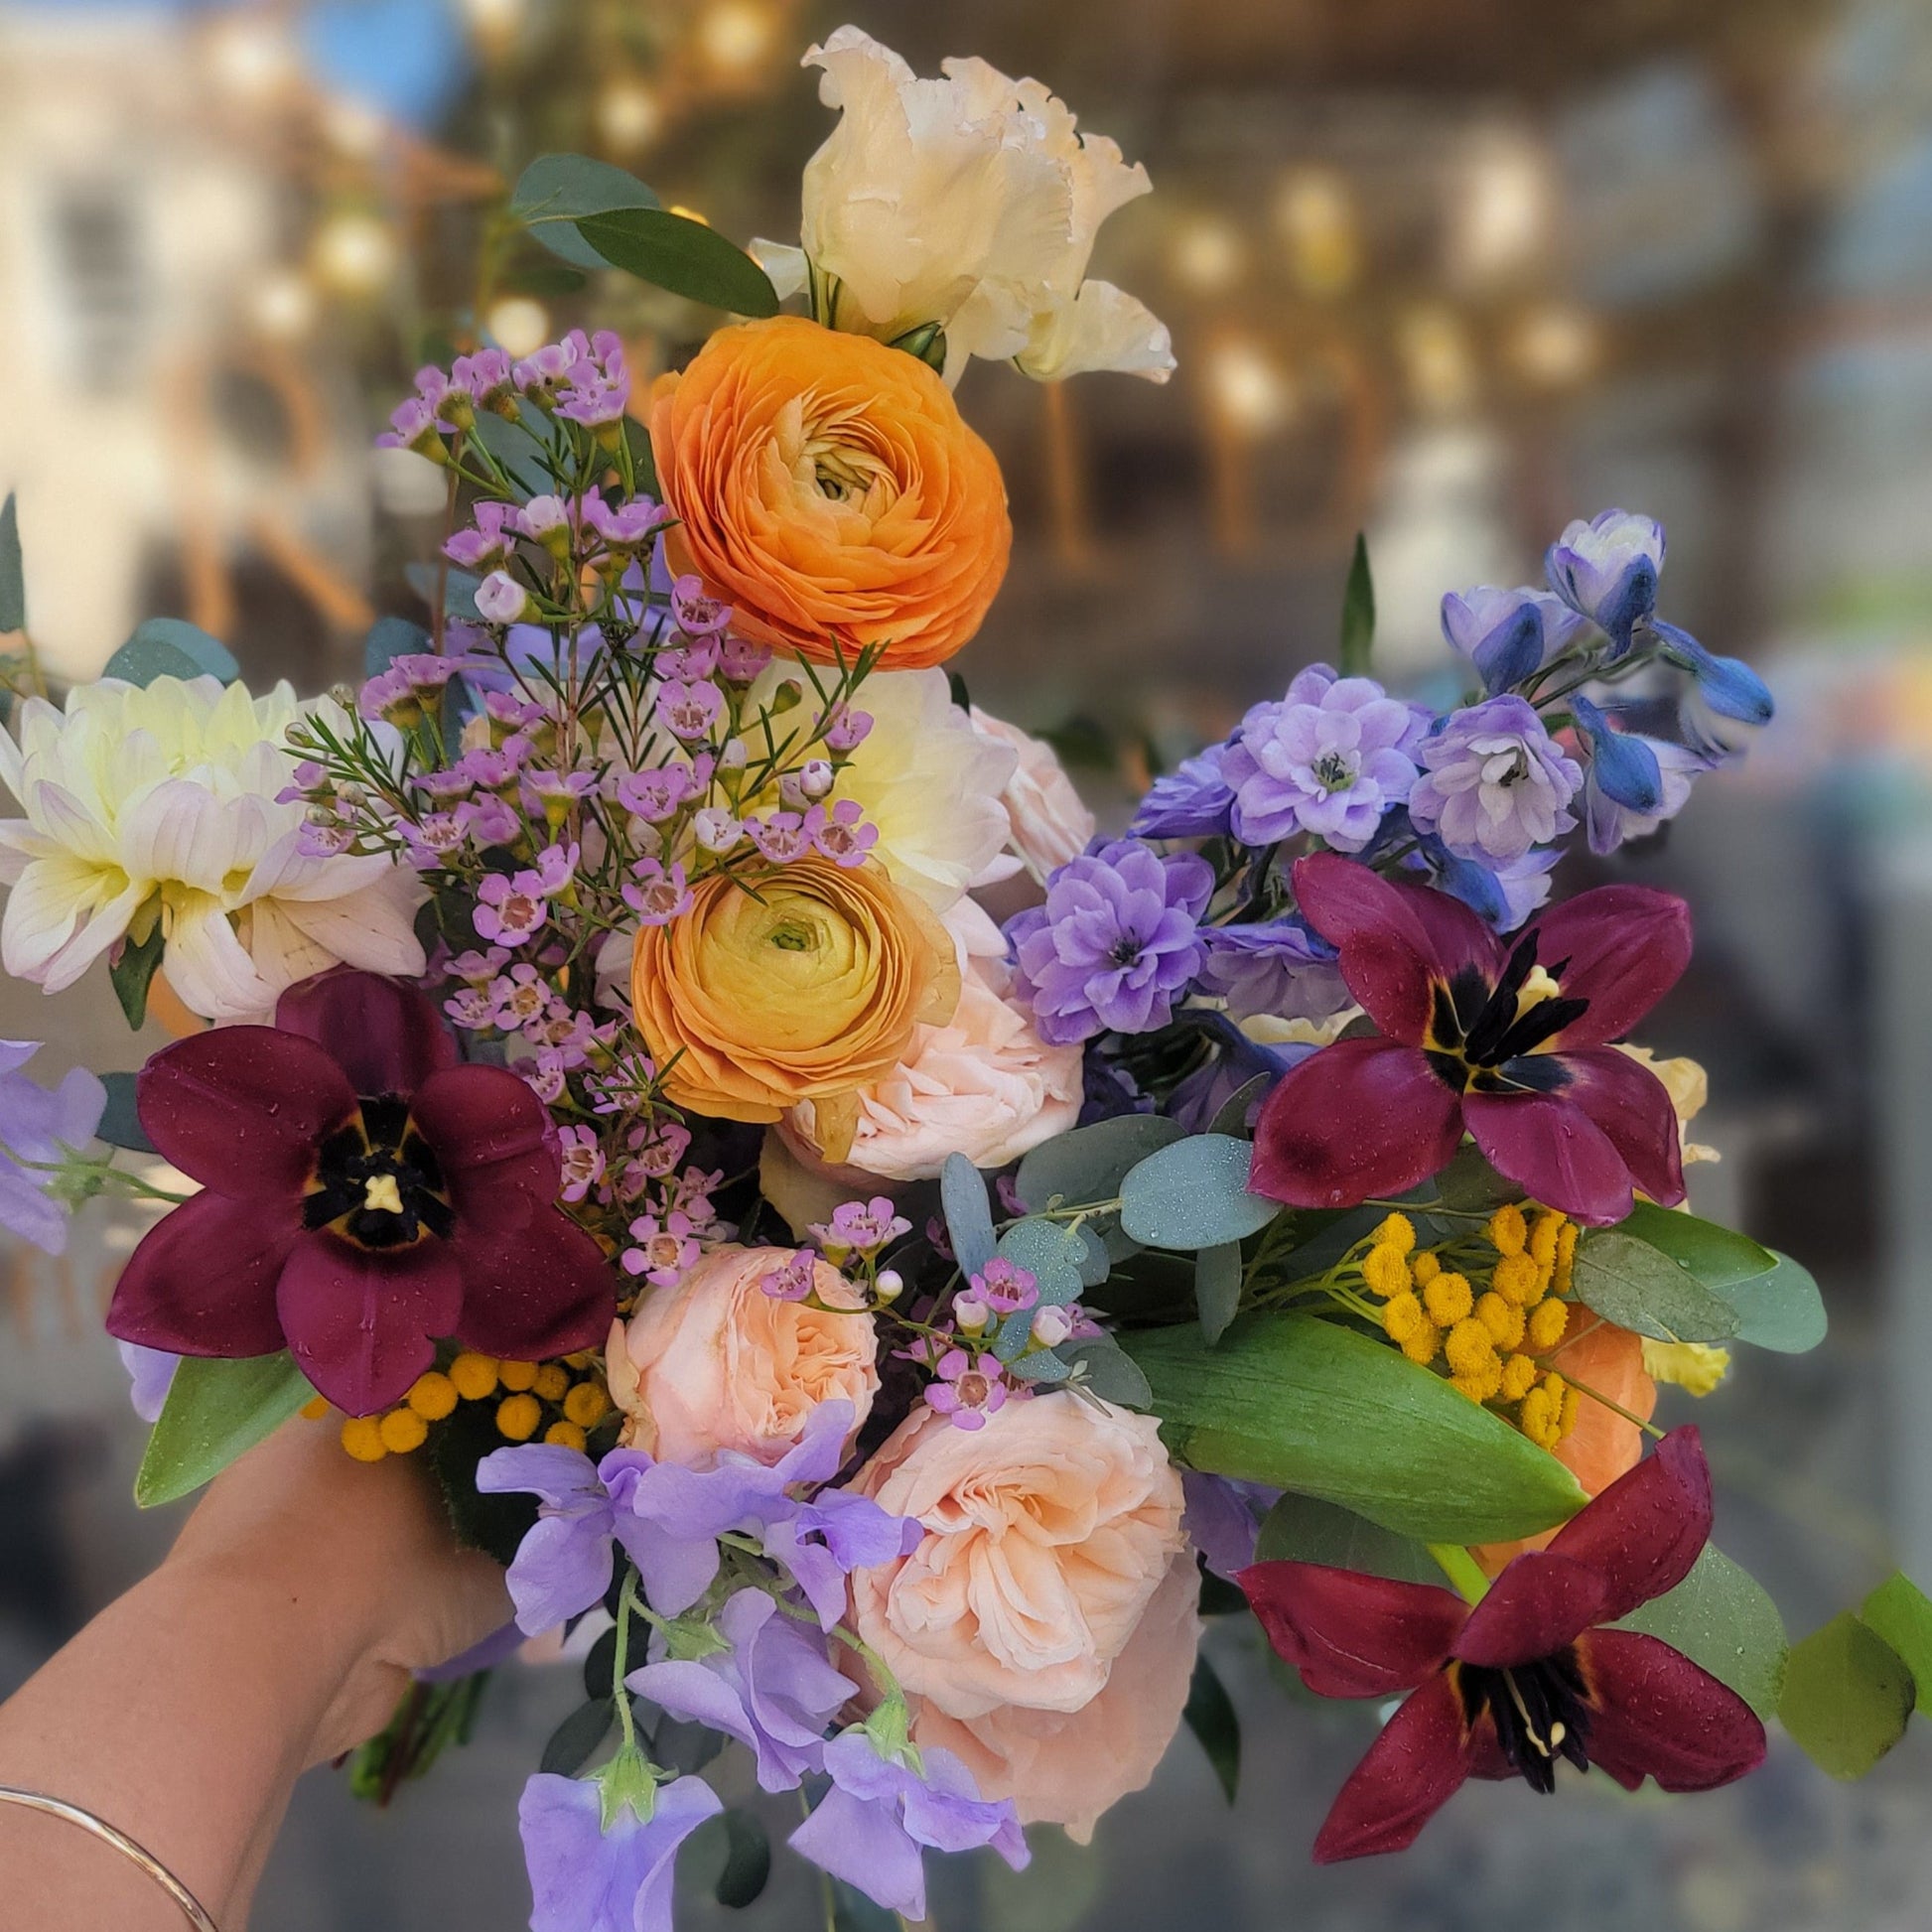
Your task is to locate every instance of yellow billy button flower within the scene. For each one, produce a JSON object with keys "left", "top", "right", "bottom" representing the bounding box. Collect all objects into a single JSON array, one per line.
[
  {"left": 1486, "top": 1203, "right": 1529, "bottom": 1256},
  {"left": 1422, "top": 1271, "right": 1473, "bottom": 1327},
  {"left": 533, "top": 1364, "right": 570, "bottom": 1404},
  {"left": 379, "top": 1408, "right": 428, "bottom": 1454},
  {"left": 1553, "top": 1221, "right": 1580, "bottom": 1296},
  {"left": 1529, "top": 1208, "right": 1565, "bottom": 1273},
  {"left": 1362, "top": 1244, "right": 1412, "bottom": 1299},
  {"left": 1444, "top": 1317, "right": 1499, "bottom": 1383},
  {"left": 406, "top": 1371, "right": 458, "bottom": 1421},
  {"left": 300, "top": 1394, "right": 331, "bottom": 1422},
  {"left": 1371, "top": 1212, "right": 1416, "bottom": 1257},
  {"left": 1401, "top": 1321, "right": 1443, "bottom": 1367},
  {"left": 545, "top": 1421, "right": 588, "bottom": 1452},
  {"left": 340, "top": 1416, "right": 386, "bottom": 1462},
  {"left": 1411, "top": 1250, "right": 1442, "bottom": 1287},
  {"left": 563, "top": 1381, "right": 611, "bottom": 1428},
  {"left": 497, "top": 1393, "right": 543, "bottom": 1442},
  {"left": 1490, "top": 1251, "right": 1543, "bottom": 1308},
  {"left": 1526, "top": 1296, "right": 1571, "bottom": 1354},
  {"left": 1476, "top": 1291, "right": 1526, "bottom": 1352},
  {"left": 449, "top": 1352, "right": 500, "bottom": 1401},
  {"left": 498, "top": 1360, "right": 540, "bottom": 1393},
  {"left": 1500, "top": 1352, "right": 1539, "bottom": 1402}
]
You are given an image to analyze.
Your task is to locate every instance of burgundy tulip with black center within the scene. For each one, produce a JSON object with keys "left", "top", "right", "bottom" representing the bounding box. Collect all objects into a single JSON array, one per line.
[
  {"left": 1248, "top": 851, "right": 1692, "bottom": 1224},
  {"left": 105, "top": 967, "right": 613, "bottom": 1415},
  {"left": 1237, "top": 1427, "right": 1764, "bottom": 1862}
]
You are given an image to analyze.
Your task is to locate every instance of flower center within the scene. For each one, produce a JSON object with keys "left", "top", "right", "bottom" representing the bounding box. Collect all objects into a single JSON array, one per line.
[
  {"left": 1312, "top": 750, "right": 1358, "bottom": 792},
  {"left": 1423, "top": 931, "right": 1590, "bottom": 1095},
  {"left": 304, "top": 1095, "right": 455, "bottom": 1252},
  {"left": 1110, "top": 932, "right": 1145, "bottom": 967},
  {"left": 955, "top": 1371, "right": 991, "bottom": 1407},
  {"left": 1452, "top": 1651, "right": 1593, "bottom": 1794}
]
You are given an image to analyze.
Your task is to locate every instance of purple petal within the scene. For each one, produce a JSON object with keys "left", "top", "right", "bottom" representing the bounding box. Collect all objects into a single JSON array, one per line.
[
  {"left": 1461, "top": 1087, "right": 1638, "bottom": 1226},
  {"left": 503, "top": 1513, "right": 616, "bottom": 1635},
  {"left": 1526, "top": 887, "right": 1690, "bottom": 1046},
  {"left": 1547, "top": 1427, "right": 1712, "bottom": 1622},
  {"left": 1452, "top": 1553, "right": 1609, "bottom": 1669},
  {"left": 789, "top": 1784, "right": 929, "bottom": 1921},
  {"left": 1239, "top": 1562, "right": 1465, "bottom": 1698}
]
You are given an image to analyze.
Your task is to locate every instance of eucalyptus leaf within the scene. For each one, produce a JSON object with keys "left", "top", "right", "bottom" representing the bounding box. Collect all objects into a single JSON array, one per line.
[
  {"left": 135, "top": 1353, "right": 316, "bottom": 1507},
  {"left": 714, "top": 1809, "right": 770, "bottom": 1909},
  {"left": 538, "top": 1699, "right": 613, "bottom": 1778},
  {"left": 997, "top": 1218, "right": 1087, "bottom": 1305},
  {"left": 1253, "top": 1492, "right": 1438, "bottom": 1584},
  {"left": 1124, "top": 1314, "right": 1586, "bottom": 1542},
  {"left": 510, "top": 153, "right": 661, "bottom": 269},
  {"left": 575, "top": 208, "right": 780, "bottom": 317},
  {"left": 1715, "top": 1250, "right": 1828, "bottom": 1354},
  {"left": 940, "top": 1153, "right": 996, "bottom": 1279},
  {"left": 1017, "top": 1114, "right": 1185, "bottom": 1213},
  {"left": 469, "top": 408, "right": 556, "bottom": 498},
  {"left": 1119, "top": 1134, "right": 1279, "bottom": 1251},
  {"left": 1617, "top": 1201, "right": 1776, "bottom": 1286},
  {"left": 1062, "top": 1335, "right": 1153, "bottom": 1409},
  {"left": 1570, "top": 1230, "right": 1740, "bottom": 1344},
  {"left": 1616, "top": 1545, "right": 1787, "bottom": 1719},
  {"left": 1195, "top": 1242, "right": 1243, "bottom": 1344},
  {"left": 96, "top": 1070, "right": 154, "bottom": 1153},
  {"left": 104, "top": 617, "right": 239, "bottom": 688},
  {"left": 0, "top": 492, "right": 23, "bottom": 632},
  {"left": 1338, "top": 531, "right": 1374, "bottom": 677},
  {"left": 1780, "top": 1612, "right": 1914, "bottom": 1779},
  {"left": 1010, "top": 1349, "right": 1073, "bottom": 1384},
  {"left": 1183, "top": 1654, "right": 1240, "bottom": 1803}
]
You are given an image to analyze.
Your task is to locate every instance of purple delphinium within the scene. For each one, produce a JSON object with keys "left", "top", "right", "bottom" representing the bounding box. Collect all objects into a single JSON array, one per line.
[
  {"left": 1584, "top": 734, "right": 1707, "bottom": 855},
  {"left": 1544, "top": 509, "right": 1665, "bottom": 654},
  {"left": 1407, "top": 696, "right": 1583, "bottom": 865},
  {"left": 519, "top": 1769, "right": 720, "bottom": 1932},
  {"left": 1130, "top": 745, "right": 1236, "bottom": 838},
  {"left": 1440, "top": 586, "right": 1587, "bottom": 695},
  {"left": 1219, "top": 665, "right": 1423, "bottom": 852},
  {"left": 789, "top": 1729, "right": 1029, "bottom": 1922},
  {"left": 1008, "top": 840, "right": 1213, "bottom": 1044},
  {"left": 0, "top": 1043, "right": 105, "bottom": 1255},
  {"left": 628, "top": 1588, "right": 852, "bottom": 1793},
  {"left": 1195, "top": 920, "right": 1348, "bottom": 1024}
]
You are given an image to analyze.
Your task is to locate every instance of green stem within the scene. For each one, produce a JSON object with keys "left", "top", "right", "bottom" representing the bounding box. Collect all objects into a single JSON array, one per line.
[
  {"left": 613, "top": 1572, "right": 640, "bottom": 1754},
  {"left": 1428, "top": 1543, "right": 1490, "bottom": 1605}
]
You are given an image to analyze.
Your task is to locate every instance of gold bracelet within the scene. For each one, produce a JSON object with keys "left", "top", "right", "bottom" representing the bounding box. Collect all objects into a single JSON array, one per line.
[{"left": 0, "top": 1784, "right": 218, "bottom": 1929}]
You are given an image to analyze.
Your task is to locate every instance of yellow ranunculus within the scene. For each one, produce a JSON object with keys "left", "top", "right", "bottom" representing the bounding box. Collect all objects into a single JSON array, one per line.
[{"left": 629, "top": 856, "right": 959, "bottom": 1163}]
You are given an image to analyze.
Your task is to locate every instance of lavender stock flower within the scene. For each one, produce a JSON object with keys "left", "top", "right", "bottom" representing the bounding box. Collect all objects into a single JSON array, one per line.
[
  {"left": 0, "top": 1042, "right": 105, "bottom": 1255},
  {"left": 1008, "top": 839, "right": 1212, "bottom": 1044},
  {"left": 1196, "top": 920, "right": 1348, "bottom": 1023},
  {"left": 1130, "top": 745, "right": 1236, "bottom": 838},
  {"left": 519, "top": 1769, "right": 720, "bottom": 1932},
  {"left": 1407, "top": 696, "right": 1582, "bottom": 865},
  {"left": 627, "top": 1588, "right": 851, "bottom": 1792},
  {"left": 1220, "top": 665, "right": 1422, "bottom": 851},
  {"left": 789, "top": 1729, "right": 1029, "bottom": 1921}
]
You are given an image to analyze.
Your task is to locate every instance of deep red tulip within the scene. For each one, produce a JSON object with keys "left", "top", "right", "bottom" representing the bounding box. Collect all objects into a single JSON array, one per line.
[
  {"left": 1249, "top": 852, "right": 1690, "bottom": 1224},
  {"left": 106, "top": 968, "right": 613, "bottom": 1415},
  {"left": 1238, "top": 1428, "right": 1764, "bottom": 1862}
]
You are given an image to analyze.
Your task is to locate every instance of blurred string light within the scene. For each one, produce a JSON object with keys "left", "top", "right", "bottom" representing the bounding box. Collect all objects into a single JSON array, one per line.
[
  {"left": 1449, "top": 133, "right": 1550, "bottom": 285},
  {"left": 312, "top": 209, "right": 399, "bottom": 296},
  {"left": 1273, "top": 168, "right": 1360, "bottom": 297},
  {"left": 1508, "top": 302, "right": 1600, "bottom": 389},
  {"left": 1398, "top": 304, "right": 1477, "bottom": 413},
  {"left": 1204, "top": 335, "right": 1296, "bottom": 437},
  {"left": 323, "top": 97, "right": 388, "bottom": 162},
  {"left": 597, "top": 78, "right": 665, "bottom": 152},
  {"left": 486, "top": 297, "right": 552, "bottom": 358},
  {"left": 248, "top": 269, "right": 319, "bottom": 342},
  {"left": 699, "top": 0, "right": 780, "bottom": 77},
  {"left": 207, "top": 13, "right": 298, "bottom": 103},
  {"left": 1170, "top": 215, "right": 1247, "bottom": 295},
  {"left": 461, "top": 0, "right": 526, "bottom": 59}
]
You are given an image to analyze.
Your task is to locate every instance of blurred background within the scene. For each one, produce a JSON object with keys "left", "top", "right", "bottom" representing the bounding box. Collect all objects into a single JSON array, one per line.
[{"left": 5, "top": 0, "right": 1932, "bottom": 1926}]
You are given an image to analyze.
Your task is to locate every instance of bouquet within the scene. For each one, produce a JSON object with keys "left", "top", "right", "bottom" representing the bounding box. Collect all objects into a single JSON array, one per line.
[{"left": 0, "top": 26, "right": 1922, "bottom": 1931}]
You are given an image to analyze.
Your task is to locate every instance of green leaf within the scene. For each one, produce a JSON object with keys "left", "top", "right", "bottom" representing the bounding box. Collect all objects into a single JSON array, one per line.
[
  {"left": 134, "top": 1353, "right": 316, "bottom": 1507},
  {"left": 429, "top": 1394, "right": 538, "bottom": 1564},
  {"left": 109, "top": 923, "right": 166, "bottom": 1032},
  {"left": 583, "top": 1625, "right": 619, "bottom": 1702},
  {"left": 831, "top": 1878, "right": 900, "bottom": 1932},
  {"left": 1617, "top": 1201, "right": 1775, "bottom": 1286},
  {"left": 1195, "top": 1242, "right": 1243, "bottom": 1344},
  {"left": 539, "top": 1699, "right": 613, "bottom": 1777},
  {"left": 1860, "top": 1572, "right": 1932, "bottom": 1707},
  {"left": 510, "top": 153, "right": 661, "bottom": 268},
  {"left": 1780, "top": 1612, "right": 1915, "bottom": 1779},
  {"left": 1010, "top": 1348, "right": 1073, "bottom": 1384},
  {"left": 1570, "top": 1229, "right": 1740, "bottom": 1343},
  {"left": 1338, "top": 531, "right": 1374, "bottom": 677},
  {"left": 363, "top": 615, "right": 431, "bottom": 679},
  {"left": 1061, "top": 1335, "right": 1153, "bottom": 1409},
  {"left": 500, "top": 261, "right": 590, "bottom": 297},
  {"left": 575, "top": 208, "right": 780, "bottom": 317},
  {"left": 714, "top": 1809, "right": 770, "bottom": 1909},
  {"left": 0, "top": 492, "right": 23, "bottom": 632},
  {"left": 96, "top": 1070, "right": 154, "bottom": 1153},
  {"left": 104, "top": 617, "right": 239, "bottom": 688},
  {"left": 991, "top": 1218, "right": 1088, "bottom": 1362},
  {"left": 1119, "top": 1134, "right": 1279, "bottom": 1251},
  {"left": 1182, "top": 1654, "right": 1240, "bottom": 1803},
  {"left": 940, "top": 1153, "right": 996, "bottom": 1279},
  {"left": 622, "top": 417, "right": 659, "bottom": 498},
  {"left": 1714, "top": 1250, "right": 1828, "bottom": 1354},
  {"left": 469, "top": 408, "right": 556, "bottom": 497},
  {"left": 1016, "top": 1114, "right": 1184, "bottom": 1213},
  {"left": 1616, "top": 1545, "right": 1787, "bottom": 1719},
  {"left": 1123, "top": 1313, "right": 1586, "bottom": 1543},
  {"left": 1253, "top": 1492, "right": 1438, "bottom": 1584},
  {"left": 1208, "top": 1072, "right": 1272, "bottom": 1140}
]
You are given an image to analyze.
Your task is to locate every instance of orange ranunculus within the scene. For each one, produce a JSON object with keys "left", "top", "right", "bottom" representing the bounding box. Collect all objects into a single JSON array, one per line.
[
  {"left": 628, "top": 854, "right": 960, "bottom": 1163},
  {"left": 1474, "top": 1312, "right": 1657, "bottom": 1575},
  {"left": 647, "top": 316, "right": 1011, "bottom": 670}
]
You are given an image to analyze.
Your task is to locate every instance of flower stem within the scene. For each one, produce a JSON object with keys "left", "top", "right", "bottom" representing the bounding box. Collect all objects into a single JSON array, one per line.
[
  {"left": 612, "top": 1571, "right": 640, "bottom": 1755},
  {"left": 1428, "top": 1543, "right": 1490, "bottom": 1604}
]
